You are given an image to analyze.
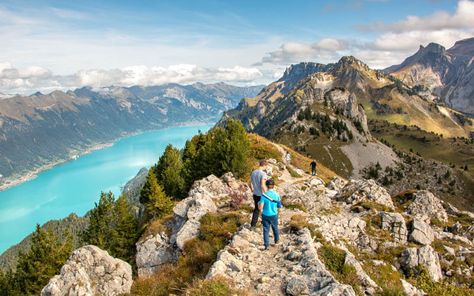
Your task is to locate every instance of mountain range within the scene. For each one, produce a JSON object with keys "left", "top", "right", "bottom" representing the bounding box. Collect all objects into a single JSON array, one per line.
[
  {"left": 221, "top": 43, "right": 474, "bottom": 208},
  {"left": 385, "top": 37, "right": 474, "bottom": 115},
  {"left": 0, "top": 83, "right": 263, "bottom": 188}
]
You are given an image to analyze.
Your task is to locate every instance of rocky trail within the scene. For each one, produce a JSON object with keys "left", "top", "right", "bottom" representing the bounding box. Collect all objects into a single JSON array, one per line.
[{"left": 40, "top": 143, "right": 474, "bottom": 295}]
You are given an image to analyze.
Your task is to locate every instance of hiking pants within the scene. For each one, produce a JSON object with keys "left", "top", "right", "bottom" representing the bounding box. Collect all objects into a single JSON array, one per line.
[
  {"left": 251, "top": 195, "right": 261, "bottom": 227},
  {"left": 262, "top": 214, "right": 279, "bottom": 248}
]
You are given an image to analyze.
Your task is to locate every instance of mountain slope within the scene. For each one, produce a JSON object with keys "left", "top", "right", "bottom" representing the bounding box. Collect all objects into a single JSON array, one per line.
[
  {"left": 222, "top": 56, "right": 473, "bottom": 180},
  {"left": 0, "top": 83, "right": 263, "bottom": 188},
  {"left": 386, "top": 37, "right": 474, "bottom": 115}
]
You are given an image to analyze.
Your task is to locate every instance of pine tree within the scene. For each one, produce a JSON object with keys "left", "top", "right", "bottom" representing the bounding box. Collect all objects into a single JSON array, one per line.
[
  {"left": 141, "top": 170, "right": 174, "bottom": 219},
  {"left": 14, "top": 225, "right": 72, "bottom": 295},
  {"left": 82, "top": 191, "right": 115, "bottom": 249},
  {"left": 110, "top": 194, "right": 139, "bottom": 263},
  {"left": 155, "top": 145, "right": 186, "bottom": 199}
]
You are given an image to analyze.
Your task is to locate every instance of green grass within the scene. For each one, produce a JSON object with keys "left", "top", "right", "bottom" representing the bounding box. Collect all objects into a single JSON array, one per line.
[
  {"left": 369, "top": 120, "right": 474, "bottom": 168},
  {"left": 278, "top": 132, "right": 353, "bottom": 179},
  {"left": 317, "top": 244, "right": 362, "bottom": 295},
  {"left": 363, "top": 261, "right": 405, "bottom": 296}
]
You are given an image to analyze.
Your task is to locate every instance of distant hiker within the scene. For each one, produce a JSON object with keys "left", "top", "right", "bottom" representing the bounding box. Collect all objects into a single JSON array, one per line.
[
  {"left": 310, "top": 160, "right": 317, "bottom": 176},
  {"left": 259, "top": 178, "right": 281, "bottom": 250},
  {"left": 249, "top": 160, "right": 268, "bottom": 228},
  {"left": 285, "top": 151, "right": 291, "bottom": 164}
]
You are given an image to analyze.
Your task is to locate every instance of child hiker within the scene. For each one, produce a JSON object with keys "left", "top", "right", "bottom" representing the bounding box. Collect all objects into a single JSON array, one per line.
[{"left": 258, "top": 178, "right": 282, "bottom": 250}]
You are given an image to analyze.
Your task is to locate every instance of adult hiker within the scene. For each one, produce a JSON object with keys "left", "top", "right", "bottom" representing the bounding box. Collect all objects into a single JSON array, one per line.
[
  {"left": 310, "top": 160, "right": 317, "bottom": 176},
  {"left": 285, "top": 151, "right": 291, "bottom": 164},
  {"left": 258, "top": 178, "right": 282, "bottom": 250},
  {"left": 249, "top": 160, "right": 267, "bottom": 228}
]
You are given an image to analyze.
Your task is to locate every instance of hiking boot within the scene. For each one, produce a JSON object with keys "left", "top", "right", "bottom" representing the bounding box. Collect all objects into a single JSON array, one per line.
[{"left": 259, "top": 245, "right": 270, "bottom": 251}]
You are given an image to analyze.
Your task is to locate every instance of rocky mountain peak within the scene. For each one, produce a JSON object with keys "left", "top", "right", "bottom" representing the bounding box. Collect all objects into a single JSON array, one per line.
[
  {"left": 421, "top": 42, "right": 446, "bottom": 54},
  {"left": 280, "top": 62, "right": 330, "bottom": 83},
  {"left": 447, "top": 37, "right": 474, "bottom": 57}
]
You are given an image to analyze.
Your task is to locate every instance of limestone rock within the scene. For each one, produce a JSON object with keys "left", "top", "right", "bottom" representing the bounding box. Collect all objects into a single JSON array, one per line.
[
  {"left": 409, "top": 219, "right": 434, "bottom": 246},
  {"left": 286, "top": 276, "right": 309, "bottom": 295},
  {"left": 406, "top": 191, "right": 448, "bottom": 224},
  {"left": 343, "top": 249, "right": 379, "bottom": 295},
  {"left": 337, "top": 179, "right": 395, "bottom": 210},
  {"left": 401, "top": 279, "right": 426, "bottom": 296},
  {"left": 400, "top": 246, "right": 443, "bottom": 282},
  {"left": 136, "top": 233, "right": 175, "bottom": 277},
  {"left": 41, "top": 245, "right": 132, "bottom": 296},
  {"left": 380, "top": 212, "right": 408, "bottom": 243},
  {"left": 327, "top": 177, "right": 347, "bottom": 191}
]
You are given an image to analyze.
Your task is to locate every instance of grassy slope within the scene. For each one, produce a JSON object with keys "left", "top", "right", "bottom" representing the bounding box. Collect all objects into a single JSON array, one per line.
[
  {"left": 248, "top": 133, "right": 340, "bottom": 183},
  {"left": 360, "top": 95, "right": 473, "bottom": 138},
  {"left": 370, "top": 120, "right": 474, "bottom": 210}
]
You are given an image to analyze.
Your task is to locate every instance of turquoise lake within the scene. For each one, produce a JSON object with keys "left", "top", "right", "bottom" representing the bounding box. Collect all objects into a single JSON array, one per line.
[{"left": 0, "top": 124, "right": 212, "bottom": 253}]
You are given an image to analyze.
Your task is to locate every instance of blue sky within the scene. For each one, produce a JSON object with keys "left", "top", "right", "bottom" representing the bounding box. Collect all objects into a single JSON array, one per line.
[{"left": 0, "top": 0, "right": 473, "bottom": 94}]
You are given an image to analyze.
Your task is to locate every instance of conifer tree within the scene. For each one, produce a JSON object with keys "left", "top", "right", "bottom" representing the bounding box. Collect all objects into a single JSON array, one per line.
[
  {"left": 13, "top": 225, "right": 72, "bottom": 295},
  {"left": 82, "top": 191, "right": 115, "bottom": 250},
  {"left": 140, "top": 170, "right": 174, "bottom": 219},
  {"left": 155, "top": 144, "right": 186, "bottom": 198},
  {"left": 110, "top": 194, "right": 139, "bottom": 263}
]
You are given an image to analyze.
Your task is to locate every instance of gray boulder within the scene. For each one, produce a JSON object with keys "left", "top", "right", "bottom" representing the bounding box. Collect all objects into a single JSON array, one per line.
[
  {"left": 337, "top": 179, "right": 395, "bottom": 210},
  {"left": 286, "top": 276, "right": 309, "bottom": 296},
  {"left": 400, "top": 245, "right": 443, "bottom": 282},
  {"left": 380, "top": 212, "right": 408, "bottom": 243},
  {"left": 136, "top": 233, "right": 175, "bottom": 277},
  {"left": 406, "top": 191, "right": 448, "bottom": 224},
  {"left": 409, "top": 219, "right": 434, "bottom": 246},
  {"left": 41, "top": 245, "right": 132, "bottom": 296},
  {"left": 327, "top": 176, "right": 348, "bottom": 192}
]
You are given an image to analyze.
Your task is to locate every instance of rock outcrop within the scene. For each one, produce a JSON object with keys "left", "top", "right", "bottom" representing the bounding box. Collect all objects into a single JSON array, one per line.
[
  {"left": 400, "top": 245, "right": 443, "bottom": 282},
  {"left": 41, "top": 245, "right": 132, "bottom": 296},
  {"left": 136, "top": 173, "right": 249, "bottom": 276},
  {"left": 408, "top": 218, "right": 434, "bottom": 246},
  {"left": 135, "top": 233, "right": 175, "bottom": 277},
  {"left": 380, "top": 212, "right": 408, "bottom": 243},
  {"left": 337, "top": 179, "right": 395, "bottom": 210},
  {"left": 405, "top": 190, "right": 448, "bottom": 224}
]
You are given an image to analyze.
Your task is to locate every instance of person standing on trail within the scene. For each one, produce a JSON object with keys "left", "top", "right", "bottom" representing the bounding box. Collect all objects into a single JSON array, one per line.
[
  {"left": 285, "top": 151, "right": 291, "bottom": 164},
  {"left": 259, "top": 179, "right": 281, "bottom": 250},
  {"left": 310, "top": 160, "right": 317, "bottom": 176},
  {"left": 249, "top": 160, "right": 267, "bottom": 228}
]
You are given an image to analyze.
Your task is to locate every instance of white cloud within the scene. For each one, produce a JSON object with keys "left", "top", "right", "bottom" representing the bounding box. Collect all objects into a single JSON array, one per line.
[
  {"left": 0, "top": 63, "right": 264, "bottom": 95},
  {"left": 360, "top": 0, "right": 474, "bottom": 32},
  {"left": 258, "top": 38, "right": 348, "bottom": 65},
  {"left": 258, "top": 0, "right": 474, "bottom": 69}
]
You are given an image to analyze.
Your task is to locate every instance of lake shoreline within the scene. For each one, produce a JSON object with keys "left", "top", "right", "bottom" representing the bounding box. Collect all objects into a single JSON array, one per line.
[{"left": 0, "top": 121, "right": 214, "bottom": 192}]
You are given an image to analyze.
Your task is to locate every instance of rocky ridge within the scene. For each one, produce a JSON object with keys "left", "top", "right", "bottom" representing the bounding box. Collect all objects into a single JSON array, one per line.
[
  {"left": 386, "top": 37, "right": 474, "bottom": 114},
  {"left": 42, "top": 143, "right": 474, "bottom": 295}
]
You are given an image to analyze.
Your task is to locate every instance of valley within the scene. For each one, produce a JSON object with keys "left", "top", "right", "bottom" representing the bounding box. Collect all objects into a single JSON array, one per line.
[{"left": 0, "top": 83, "right": 262, "bottom": 189}]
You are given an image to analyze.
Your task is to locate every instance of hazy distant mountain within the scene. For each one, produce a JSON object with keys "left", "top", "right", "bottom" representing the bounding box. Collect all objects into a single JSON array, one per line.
[
  {"left": 0, "top": 83, "right": 263, "bottom": 186},
  {"left": 385, "top": 37, "right": 474, "bottom": 114}
]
